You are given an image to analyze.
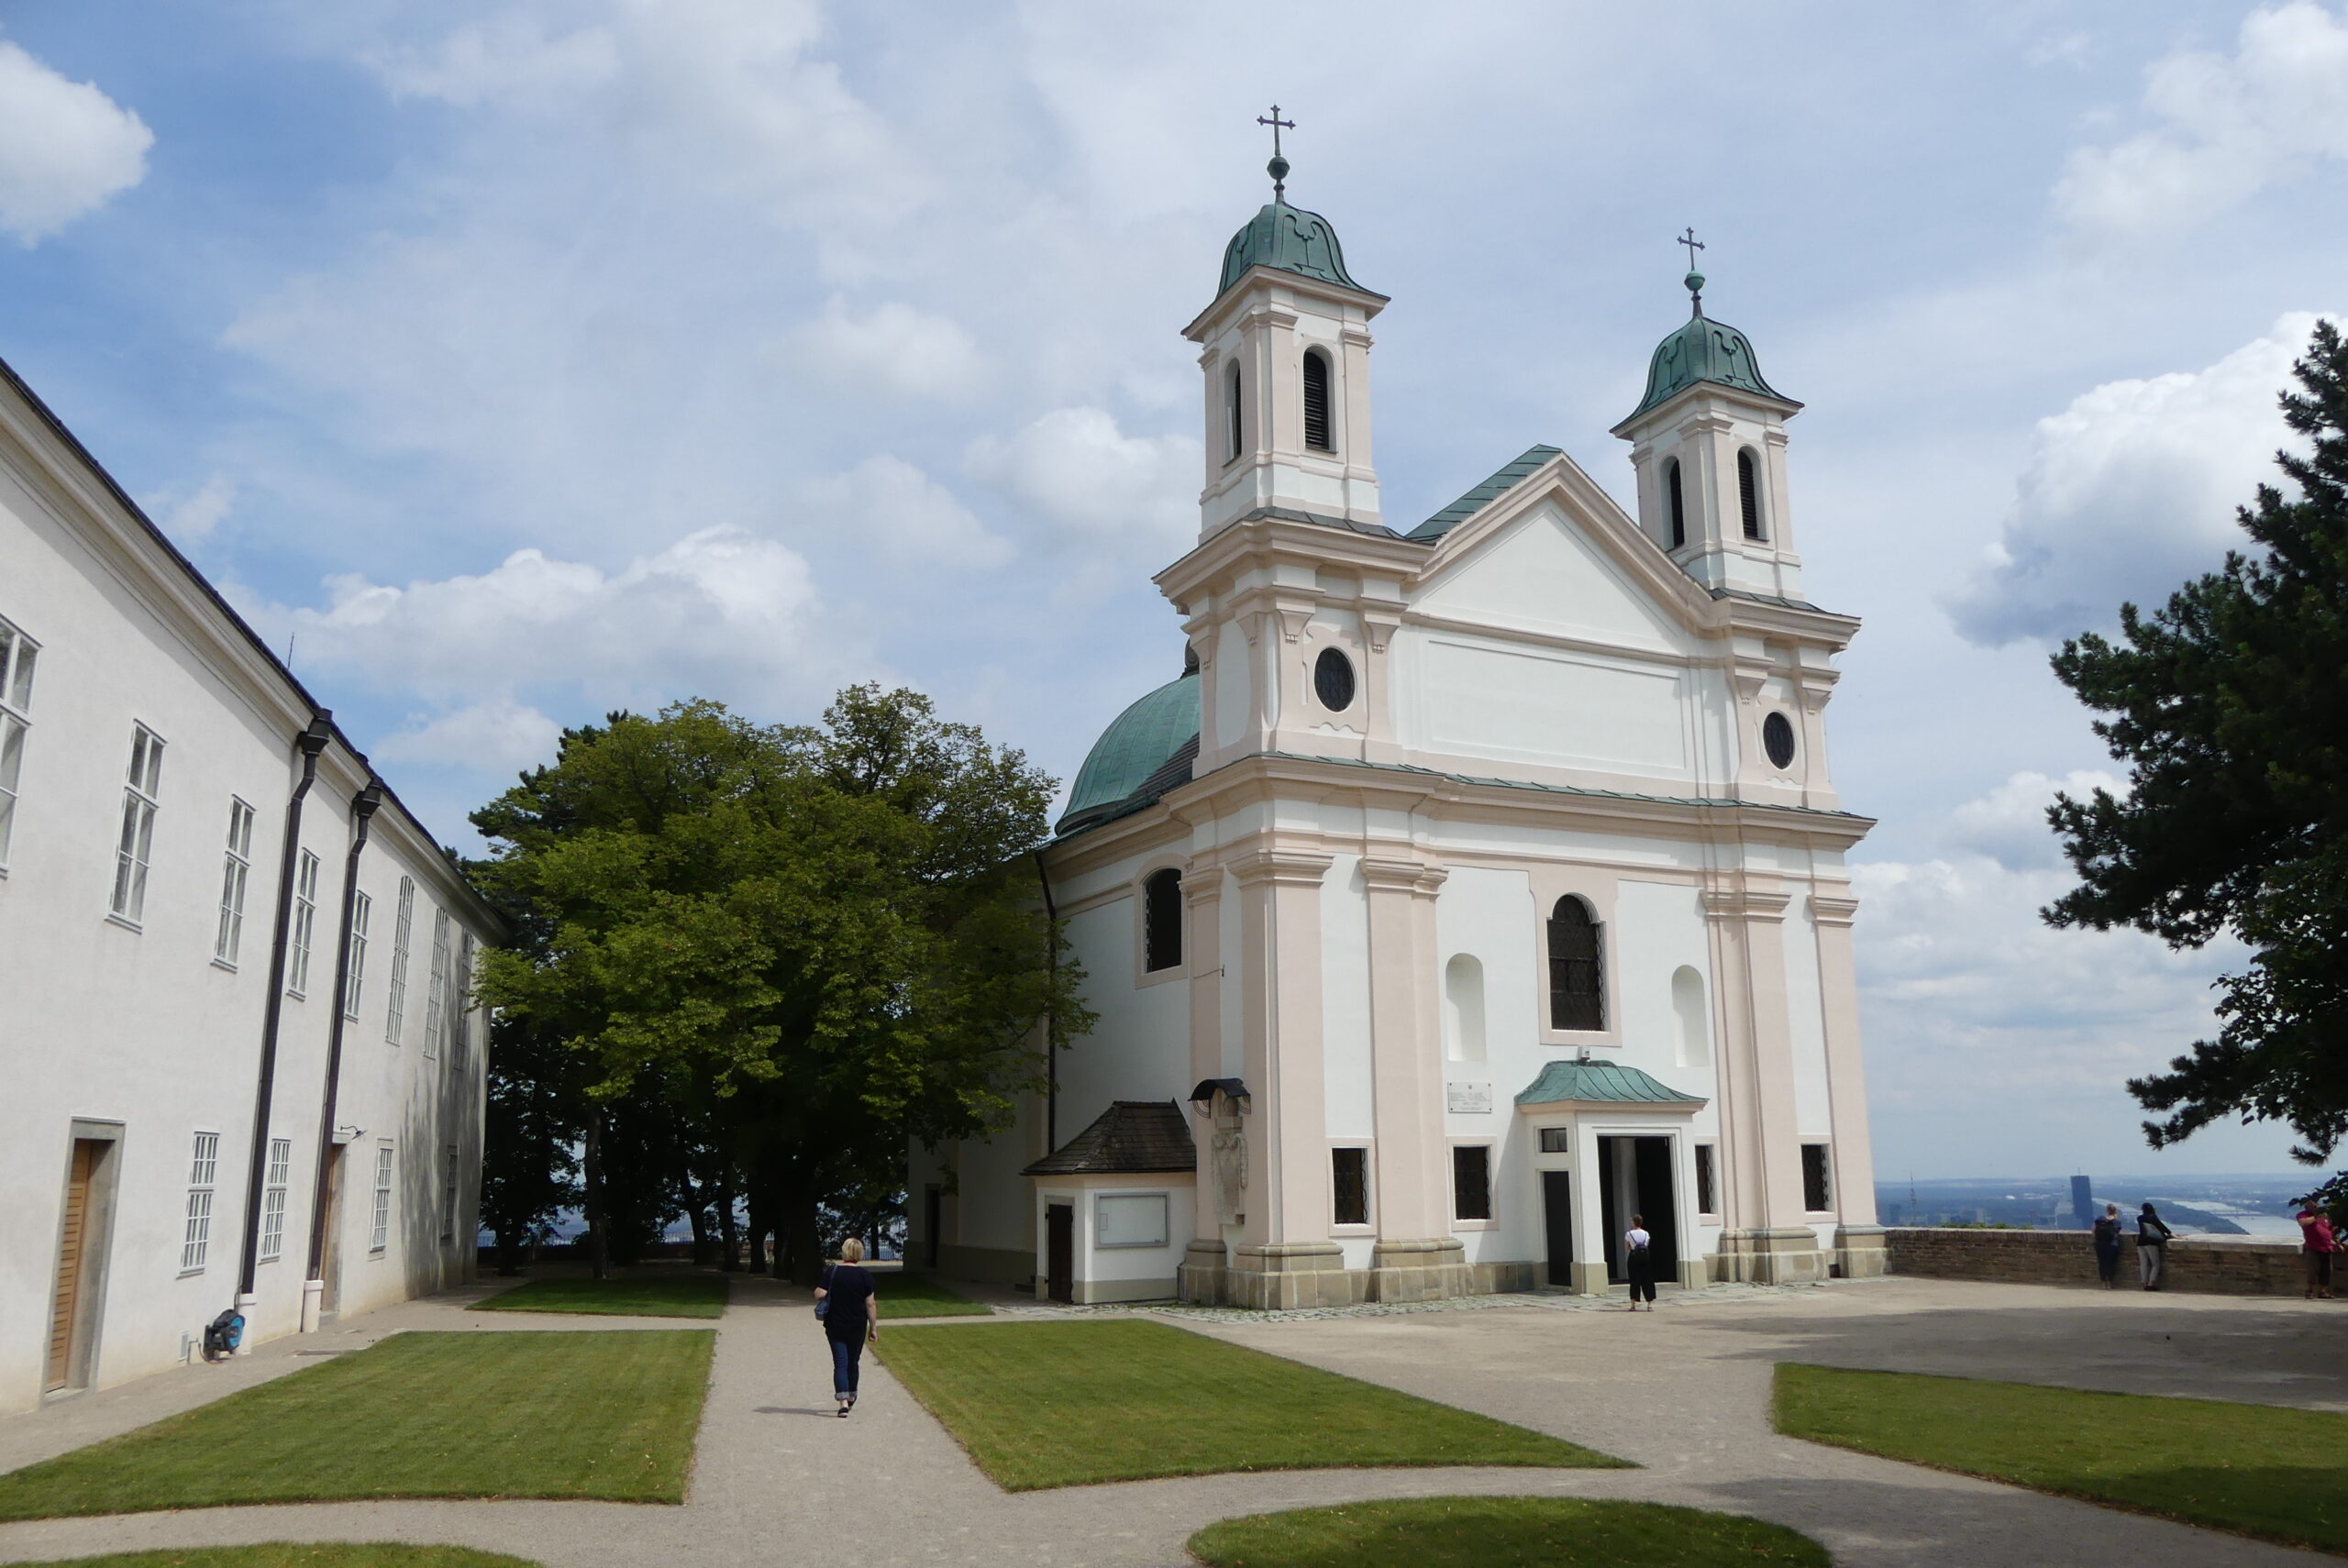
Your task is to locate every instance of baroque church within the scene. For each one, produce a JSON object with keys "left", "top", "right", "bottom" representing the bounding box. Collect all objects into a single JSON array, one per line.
[{"left": 908, "top": 151, "right": 1882, "bottom": 1308}]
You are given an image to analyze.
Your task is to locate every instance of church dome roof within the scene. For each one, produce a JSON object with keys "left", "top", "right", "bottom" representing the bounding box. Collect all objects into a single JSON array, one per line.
[
  {"left": 1623, "top": 274, "right": 1796, "bottom": 422},
  {"left": 1217, "top": 199, "right": 1370, "bottom": 298},
  {"left": 1058, "top": 670, "right": 1201, "bottom": 834}
]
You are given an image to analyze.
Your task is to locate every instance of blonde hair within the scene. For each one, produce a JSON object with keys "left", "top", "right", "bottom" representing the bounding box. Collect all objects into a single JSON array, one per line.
[{"left": 838, "top": 1237, "right": 865, "bottom": 1263}]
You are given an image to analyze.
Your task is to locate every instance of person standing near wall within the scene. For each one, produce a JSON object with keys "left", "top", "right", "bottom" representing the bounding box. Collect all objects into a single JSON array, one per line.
[
  {"left": 2091, "top": 1203, "right": 2122, "bottom": 1288},
  {"left": 2298, "top": 1201, "right": 2336, "bottom": 1301},
  {"left": 1624, "top": 1213, "right": 1657, "bottom": 1311},
  {"left": 2137, "top": 1203, "right": 2174, "bottom": 1290},
  {"left": 814, "top": 1237, "right": 879, "bottom": 1416}
]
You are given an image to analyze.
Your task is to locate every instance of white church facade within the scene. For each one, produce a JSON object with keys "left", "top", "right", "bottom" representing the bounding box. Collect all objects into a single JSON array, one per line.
[
  {"left": 910, "top": 163, "right": 1883, "bottom": 1308},
  {"left": 0, "top": 355, "right": 502, "bottom": 1411}
]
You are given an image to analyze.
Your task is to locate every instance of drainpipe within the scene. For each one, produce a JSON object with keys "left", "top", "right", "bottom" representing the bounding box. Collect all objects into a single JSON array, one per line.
[
  {"left": 232, "top": 712, "right": 334, "bottom": 1344},
  {"left": 1033, "top": 850, "right": 1059, "bottom": 1155},
  {"left": 301, "top": 781, "right": 382, "bottom": 1332}
]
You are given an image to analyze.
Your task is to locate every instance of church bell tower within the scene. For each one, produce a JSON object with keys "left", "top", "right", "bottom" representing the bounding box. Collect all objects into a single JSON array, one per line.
[{"left": 1184, "top": 121, "right": 1389, "bottom": 539}]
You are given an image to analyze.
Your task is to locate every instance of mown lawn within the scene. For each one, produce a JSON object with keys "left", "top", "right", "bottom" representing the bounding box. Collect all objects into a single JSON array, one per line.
[
  {"left": 872, "top": 1272, "right": 990, "bottom": 1319},
  {"left": 471, "top": 1274, "right": 726, "bottom": 1319},
  {"left": 880, "top": 1319, "right": 1622, "bottom": 1490},
  {"left": 1188, "top": 1496, "right": 1828, "bottom": 1566},
  {"left": 0, "top": 1331, "right": 714, "bottom": 1520},
  {"left": 1776, "top": 1363, "right": 2348, "bottom": 1552},
  {"left": 26, "top": 1548, "right": 543, "bottom": 1568}
]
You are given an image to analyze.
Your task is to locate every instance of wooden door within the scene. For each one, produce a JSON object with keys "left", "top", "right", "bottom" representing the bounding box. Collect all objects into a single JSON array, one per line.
[
  {"left": 1045, "top": 1203, "right": 1074, "bottom": 1304},
  {"left": 1541, "top": 1170, "right": 1575, "bottom": 1288},
  {"left": 46, "top": 1141, "right": 101, "bottom": 1392}
]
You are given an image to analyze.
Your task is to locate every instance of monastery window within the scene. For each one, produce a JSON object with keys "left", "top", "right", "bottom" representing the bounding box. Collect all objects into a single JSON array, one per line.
[
  {"left": 1763, "top": 712, "right": 1798, "bottom": 770},
  {"left": 0, "top": 614, "right": 36, "bottom": 869},
  {"left": 386, "top": 878, "right": 415, "bottom": 1045},
  {"left": 1451, "top": 1144, "right": 1493, "bottom": 1223},
  {"left": 110, "top": 724, "right": 165, "bottom": 924},
  {"left": 343, "top": 889, "right": 371, "bottom": 1021},
  {"left": 1538, "top": 1126, "right": 1572, "bottom": 1154},
  {"left": 1301, "top": 347, "right": 1334, "bottom": 452},
  {"left": 1224, "top": 360, "right": 1244, "bottom": 462},
  {"left": 1545, "top": 895, "right": 1605, "bottom": 1032},
  {"left": 1694, "top": 1143, "right": 1719, "bottom": 1217},
  {"left": 215, "top": 798, "right": 256, "bottom": 966},
  {"left": 1443, "top": 954, "right": 1486, "bottom": 1064},
  {"left": 259, "top": 1138, "right": 292, "bottom": 1264},
  {"left": 1142, "top": 867, "right": 1183, "bottom": 973},
  {"left": 370, "top": 1143, "right": 394, "bottom": 1253},
  {"left": 423, "top": 906, "right": 451, "bottom": 1057},
  {"left": 1332, "top": 1148, "right": 1369, "bottom": 1227},
  {"left": 1737, "top": 447, "right": 1765, "bottom": 541},
  {"left": 180, "top": 1132, "right": 219, "bottom": 1273},
  {"left": 287, "top": 850, "right": 321, "bottom": 998},
  {"left": 1665, "top": 458, "right": 1686, "bottom": 549},
  {"left": 1312, "top": 646, "right": 1355, "bottom": 712},
  {"left": 1801, "top": 1143, "right": 1833, "bottom": 1212}
]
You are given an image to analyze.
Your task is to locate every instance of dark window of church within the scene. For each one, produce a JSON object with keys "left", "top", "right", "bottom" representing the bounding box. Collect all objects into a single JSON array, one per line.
[
  {"left": 1801, "top": 1143, "right": 1833, "bottom": 1211},
  {"left": 1695, "top": 1143, "right": 1718, "bottom": 1216},
  {"left": 1666, "top": 458, "right": 1686, "bottom": 549},
  {"left": 1452, "top": 1144, "right": 1492, "bottom": 1222},
  {"left": 1225, "top": 361, "right": 1245, "bottom": 462},
  {"left": 1763, "top": 712, "right": 1797, "bottom": 769},
  {"left": 1302, "top": 348, "right": 1334, "bottom": 452},
  {"left": 1546, "top": 895, "right": 1604, "bottom": 1031},
  {"left": 1143, "top": 867, "right": 1183, "bottom": 972},
  {"left": 1538, "top": 1126, "right": 1572, "bottom": 1154},
  {"left": 1312, "top": 646, "right": 1355, "bottom": 711},
  {"left": 1332, "top": 1147, "right": 1368, "bottom": 1226},
  {"left": 1738, "top": 447, "right": 1764, "bottom": 540}
]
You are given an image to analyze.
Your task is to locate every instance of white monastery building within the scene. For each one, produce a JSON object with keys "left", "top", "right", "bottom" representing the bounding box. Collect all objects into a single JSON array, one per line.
[
  {"left": 0, "top": 357, "right": 500, "bottom": 1411},
  {"left": 913, "top": 157, "right": 1883, "bottom": 1307}
]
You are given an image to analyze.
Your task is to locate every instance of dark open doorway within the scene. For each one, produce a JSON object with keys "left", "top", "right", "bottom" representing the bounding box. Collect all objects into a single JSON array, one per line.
[
  {"left": 1045, "top": 1203, "right": 1074, "bottom": 1304},
  {"left": 1597, "top": 1134, "right": 1679, "bottom": 1285},
  {"left": 1540, "top": 1170, "right": 1575, "bottom": 1287}
]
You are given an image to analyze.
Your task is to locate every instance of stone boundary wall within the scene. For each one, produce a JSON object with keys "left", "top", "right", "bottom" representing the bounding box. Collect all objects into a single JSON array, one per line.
[{"left": 1886, "top": 1226, "right": 2311, "bottom": 1297}]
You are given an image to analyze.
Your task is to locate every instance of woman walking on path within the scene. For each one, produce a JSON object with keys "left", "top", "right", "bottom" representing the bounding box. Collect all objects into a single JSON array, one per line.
[
  {"left": 2137, "top": 1203, "right": 2174, "bottom": 1290},
  {"left": 1624, "top": 1213, "right": 1657, "bottom": 1311},
  {"left": 2091, "top": 1203, "right": 2123, "bottom": 1288},
  {"left": 2298, "top": 1202, "right": 2337, "bottom": 1300},
  {"left": 814, "top": 1238, "right": 880, "bottom": 1416}
]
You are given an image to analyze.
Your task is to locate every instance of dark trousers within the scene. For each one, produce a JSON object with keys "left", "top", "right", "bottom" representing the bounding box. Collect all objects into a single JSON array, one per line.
[
  {"left": 2094, "top": 1243, "right": 2120, "bottom": 1284},
  {"left": 829, "top": 1333, "right": 865, "bottom": 1397},
  {"left": 1627, "top": 1249, "right": 1657, "bottom": 1302}
]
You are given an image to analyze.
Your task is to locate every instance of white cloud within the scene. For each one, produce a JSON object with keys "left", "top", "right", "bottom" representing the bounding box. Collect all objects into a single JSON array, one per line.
[
  {"left": 1944, "top": 314, "right": 2322, "bottom": 646},
  {"left": 787, "top": 296, "right": 984, "bottom": 401},
  {"left": 373, "top": 696, "right": 562, "bottom": 774},
  {"left": 2056, "top": 2, "right": 2348, "bottom": 234},
  {"left": 365, "top": 14, "right": 620, "bottom": 107},
  {"left": 796, "top": 455, "right": 1010, "bottom": 569},
  {"left": 144, "top": 472, "right": 237, "bottom": 542},
  {"left": 964, "top": 406, "right": 1198, "bottom": 553},
  {"left": 0, "top": 41, "right": 152, "bottom": 245},
  {"left": 1944, "top": 769, "right": 2123, "bottom": 871}
]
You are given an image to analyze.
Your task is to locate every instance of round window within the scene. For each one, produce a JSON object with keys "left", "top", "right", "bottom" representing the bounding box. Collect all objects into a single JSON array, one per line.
[
  {"left": 1762, "top": 712, "right": 1797, "bottom": 769},
  {"left": 1313, "top": 646, "right": 1356, "bottom": 712}
]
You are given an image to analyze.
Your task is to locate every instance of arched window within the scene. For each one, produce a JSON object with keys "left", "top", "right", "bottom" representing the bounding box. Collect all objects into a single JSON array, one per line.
[
  {"left": 1312, "top": 646, "right": 1355, "bottom": 711},
  {"left": 1665, "top": 458, "right": 1686, "bottom": 549},
  {"left": 1301, "top": 348, "right": 1334, "bottom": 452},
  {"left": 1546, "top": 895, "right": 1604, "bottom": 1031},
  {"left": 1443, "top": 955, "right": 1487, "bottom": 1064},
  {"left": 1737, "top": 447, "right": 1764, "bottom": 540},
  {"left": 1143, "top": 867, "right": 1183, "bottom": 973},
  {"left": 1225, "top": 360, "right": 1244, "bottom": 463}
]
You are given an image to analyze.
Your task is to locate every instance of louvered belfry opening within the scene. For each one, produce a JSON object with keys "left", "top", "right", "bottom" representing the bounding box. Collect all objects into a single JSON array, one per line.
[
  {"left": 1143, "top": 867, "right": 1184, "bottom": 972},
  {"left": 1666, "top": 458, "right": 1686, "bottom": 548},
  {"left": 1738, "top": 447, "right": 1764, "bottom": 540},
  {"left": 1301, "top": 348, "right": 1333, "bottom": 451},
  {"left": 1546, "top": 895, "right": 1604, "bottom": 1031}
]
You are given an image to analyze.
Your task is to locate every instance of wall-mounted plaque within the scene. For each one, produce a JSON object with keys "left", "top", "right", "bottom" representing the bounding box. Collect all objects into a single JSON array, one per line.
[{"left": 1446, "top": 1081, "right": 1493, "bottom": 1114}]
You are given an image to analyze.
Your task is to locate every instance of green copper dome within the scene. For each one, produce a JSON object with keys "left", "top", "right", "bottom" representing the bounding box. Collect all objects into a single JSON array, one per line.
[
  {"left": 1060, "top": 672, "right": 1200, "bottom": 833},
  {"left": 1218, "top": 200, "right": 1370, "bottom": 298},
  {"left": 1624, "top": 284, "right": 1795, "bottom": 421}
]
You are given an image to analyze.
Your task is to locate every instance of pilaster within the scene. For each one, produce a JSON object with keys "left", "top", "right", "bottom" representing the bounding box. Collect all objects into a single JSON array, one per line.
[
  {"left": 1362, "top": 855, "right": 1471, "bottom": 1302},
  {"left": 1811, "top": 889, "right": 1882, "bottom": 1280},
  {"left": 1701, "top": 881, "right": 1823, "bottom": 1284}
]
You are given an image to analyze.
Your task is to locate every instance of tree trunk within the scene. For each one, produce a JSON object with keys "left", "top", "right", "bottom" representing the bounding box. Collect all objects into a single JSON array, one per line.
[
  {"left": 585, "top": 1110, "right": 610, "bottom": 1282},
  {"left": 687, "top": 1200, "right": 712, "bottom": 1267},
  {"left": 781, "top": 1171, "right": 824, "bottom": 1287},
  {"left": 717, "top": 1169, "right": 740, "bottom": 1273},
  {"left": 746, "top": 1184, "right": 770, "bottom": 1275}
]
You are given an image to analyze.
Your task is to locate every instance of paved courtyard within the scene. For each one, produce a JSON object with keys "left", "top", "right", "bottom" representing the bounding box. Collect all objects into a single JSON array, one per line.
[{"left": 0, "top": 1275, "right": 2340, "bottom": 1566}]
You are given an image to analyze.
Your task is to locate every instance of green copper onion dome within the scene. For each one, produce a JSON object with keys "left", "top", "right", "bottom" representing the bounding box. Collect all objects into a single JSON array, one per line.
[
  {"left": 1217, "top": 199, "right": 1369, "bottom": 298},
  {"left": 1059, "top": 671, "right": 1201, "bottom": 833},
  {"left": 1623, "top": 272, "right": 1795, "bottom": 421}
]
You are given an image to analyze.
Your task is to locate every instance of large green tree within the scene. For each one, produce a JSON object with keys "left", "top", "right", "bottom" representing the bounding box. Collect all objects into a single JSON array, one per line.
[
  {"left": 471, "top": 689, "right": 1089, "bottom": 1279},
  {"left": 2046, "top": 319, "right": 2348, "bottom": 1165}
]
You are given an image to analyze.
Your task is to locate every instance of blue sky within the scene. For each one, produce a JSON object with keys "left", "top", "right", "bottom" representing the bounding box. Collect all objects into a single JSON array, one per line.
[{"left": 5, "top": 1, "right": 2344, "bottom": 1178}]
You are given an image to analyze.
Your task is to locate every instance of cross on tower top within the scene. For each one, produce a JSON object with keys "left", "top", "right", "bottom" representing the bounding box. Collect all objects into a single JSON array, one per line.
[
  {"left": 1257, "top": 105, "right": 1296, "bottom": 198},
  {"left": 1677, "top": 226, "right": 1705, "bottom": 270},
  {"left": 1678, "top": 227, "right": 1708, "bottom": 315}
]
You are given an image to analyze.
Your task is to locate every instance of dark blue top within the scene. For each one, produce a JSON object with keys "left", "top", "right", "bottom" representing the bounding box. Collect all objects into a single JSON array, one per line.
[{"left": 823, "top": 1264, "right": 874, "bottom": 1339}]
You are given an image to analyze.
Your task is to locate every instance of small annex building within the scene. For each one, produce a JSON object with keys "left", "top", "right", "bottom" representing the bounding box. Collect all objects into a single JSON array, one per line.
[
  {"left": 910, "top": 151, "right": 1883, "bottom": 1309},
  {"left": 0, "top": 352, "right": 502, "bottom": 1412}
]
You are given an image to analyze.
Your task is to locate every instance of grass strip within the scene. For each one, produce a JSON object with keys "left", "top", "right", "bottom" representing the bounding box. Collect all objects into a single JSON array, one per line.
[
  {"left": 1776, "top": 1363, "right": 2348, "bottom": 1553},
  {"left": 880, "top": 1319, "right": 1622, "bottom": 1490},
  {"left": 471, "top": 1275, "right": 726, "bottom": 1319},
  {"left": 0, "top": 1331, "right": 714, "bottom": 1520},
  {"left": 873, "top": 1273, "right": 990, "bottom": 1319},
  {"left": 22, "top": 1547, "right": 543, "bottom": 1567},
  {"left": 1189, "top": 1496, "right": 1827, "bottom": 1566}
]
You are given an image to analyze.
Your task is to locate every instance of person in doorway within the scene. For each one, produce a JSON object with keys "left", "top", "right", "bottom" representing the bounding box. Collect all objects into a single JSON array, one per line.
[
  {"left": 2136, "top": 1203, "right": 2174, "bottom": 1289},
  {"left": 2298, "top": 1201, "right": 2336, "bottom": 1300},
  {"left": 814, "top": 1237, "right": 879, "bottom": 1415},
  {"left": 2091, "top": 1203, "right": 2123, "bottom": 1288},
  {"left": 1624, "top": 1213, "right": 1657, "bottom": 1310}
]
